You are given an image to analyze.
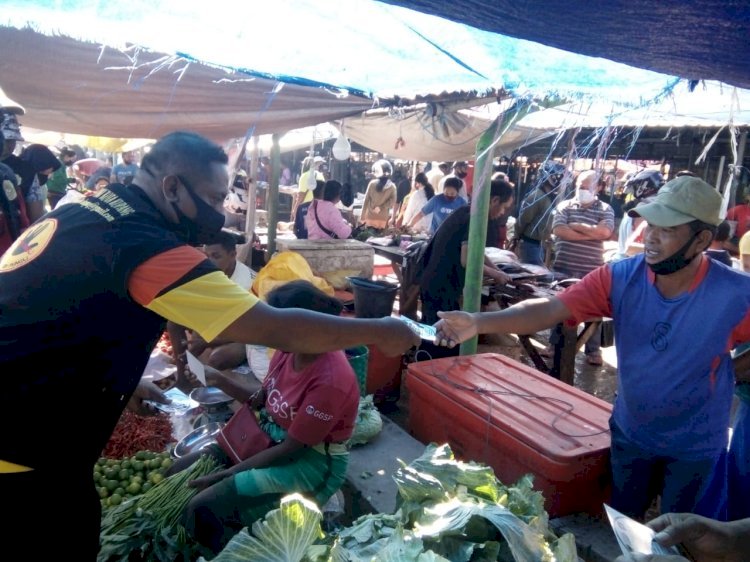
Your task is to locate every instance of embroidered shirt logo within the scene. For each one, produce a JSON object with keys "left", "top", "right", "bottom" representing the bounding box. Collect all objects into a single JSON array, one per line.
[{"left": 0, "top": 218, "right": 57, "bottom": 272}]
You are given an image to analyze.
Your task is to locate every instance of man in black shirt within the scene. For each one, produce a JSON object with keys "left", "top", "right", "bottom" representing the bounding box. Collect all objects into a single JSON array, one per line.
[{"left": 420, "top": 179, "right": 515, "bottom": 326}]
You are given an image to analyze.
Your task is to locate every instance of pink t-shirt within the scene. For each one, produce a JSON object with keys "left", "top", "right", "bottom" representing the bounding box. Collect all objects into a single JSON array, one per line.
[
  {"left": 304, "top": 200, "right": 352, "bottom": 240},
  {"left": 262, "top": 350, "right": 359, "bottom": 445}
]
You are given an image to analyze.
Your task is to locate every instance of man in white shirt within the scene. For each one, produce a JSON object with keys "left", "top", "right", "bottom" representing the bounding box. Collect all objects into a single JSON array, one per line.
[
  {"left": 427, "top": 161, "right": 450, "bottom": 194},
  {"left": 167, "top": 231, "right": 255, "bottom": 371}
]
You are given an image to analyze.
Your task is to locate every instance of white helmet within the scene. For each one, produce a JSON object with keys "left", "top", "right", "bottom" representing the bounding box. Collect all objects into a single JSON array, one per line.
[{"left": 372, "top": 159, "right": 392, "bottom": 177}]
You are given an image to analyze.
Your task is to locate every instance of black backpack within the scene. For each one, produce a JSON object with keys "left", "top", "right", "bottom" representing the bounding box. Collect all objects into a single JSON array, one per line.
[{"left": 401, "top": 239, "right": 432, "bottom": 287}]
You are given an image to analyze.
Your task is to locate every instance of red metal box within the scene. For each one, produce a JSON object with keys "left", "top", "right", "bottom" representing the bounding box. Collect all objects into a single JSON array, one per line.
[{"left": 407, "top": 353, "right": 612, "bottom": 517}]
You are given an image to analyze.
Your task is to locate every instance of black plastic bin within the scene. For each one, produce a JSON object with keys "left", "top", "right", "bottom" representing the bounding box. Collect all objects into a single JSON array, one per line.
[{"left": 347, "top": 276, "right": 399, "bottom": 318}]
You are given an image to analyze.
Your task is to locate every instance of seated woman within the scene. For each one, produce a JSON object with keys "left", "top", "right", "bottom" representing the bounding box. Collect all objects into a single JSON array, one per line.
[
  {"left": 293, "top": 180, "right": 325, "bottom": 239},
  {"left": 181, "top": 280, "right": 360, "bottom": 553},
  {"left": 305, "top": 180, "right": 352, "bottom": 240}
]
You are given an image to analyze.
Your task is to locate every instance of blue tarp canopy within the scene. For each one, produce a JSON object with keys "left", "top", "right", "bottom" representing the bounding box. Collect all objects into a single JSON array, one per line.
[{"left": 0, "top": 0, "right": 747, "bottom": 144}]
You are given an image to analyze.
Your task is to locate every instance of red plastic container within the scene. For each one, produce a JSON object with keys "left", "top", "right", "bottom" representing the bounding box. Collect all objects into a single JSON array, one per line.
[
  {"left": 407, "top": 353, "right": 612, "bottom": 517},
  {"left": 366, "top": 345, "right": 403, "bottom": 397}
]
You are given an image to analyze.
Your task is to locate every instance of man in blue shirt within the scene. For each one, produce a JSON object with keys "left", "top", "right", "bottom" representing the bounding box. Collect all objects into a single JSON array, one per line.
[
  {"left": 110, "top": 150, "right": 139, "bottom": 185},
  {"left": 407, "top": 176, "right": 466, "bottom": 234}
]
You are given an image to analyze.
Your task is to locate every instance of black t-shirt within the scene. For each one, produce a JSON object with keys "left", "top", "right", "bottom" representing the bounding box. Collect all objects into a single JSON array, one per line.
[
  {"left": 2, "top": 154, "right": 36, "bottom": 199},
  {"left": 421, "top": 206, "right": 502, "bottom": 300},
  {"left": 0, "top": 184, "right": 190, "bottom": 468}
]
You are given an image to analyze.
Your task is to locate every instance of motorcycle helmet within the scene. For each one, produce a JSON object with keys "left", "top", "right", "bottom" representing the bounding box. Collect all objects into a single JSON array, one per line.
[
  {"left": 372, "top": 159, "right": 393, "bottom": 178},
  {"left": 624, "top": 169, "right": 664, "bottom": 200},
  {"left": 538, "top": 160, "right": 565, "bottom": 186}
]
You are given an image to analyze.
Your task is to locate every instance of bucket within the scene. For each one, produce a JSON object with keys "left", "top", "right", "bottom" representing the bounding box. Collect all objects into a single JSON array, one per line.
[
  {"left": 345, "top": 346, "right": 369, "bottom": 395},
  {"left": 347, "top": 276, "right": 399, "bottom": 318}
]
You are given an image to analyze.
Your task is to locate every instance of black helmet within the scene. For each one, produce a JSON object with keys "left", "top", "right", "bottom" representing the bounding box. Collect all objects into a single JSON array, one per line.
[
  {"left": 624, "top": 169, "right": 664, "bottom": 200},
  {"left": 538, "top": 160, "right": 565, "bottom": 186}
]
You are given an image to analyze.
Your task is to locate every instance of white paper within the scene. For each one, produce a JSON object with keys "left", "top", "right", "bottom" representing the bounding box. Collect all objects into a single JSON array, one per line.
[
  {"left": 604, "top": 504, "right": 682, "bottom": 557},
  {"left": 185, "top": 350, "right": 207, "bottom": 386}
]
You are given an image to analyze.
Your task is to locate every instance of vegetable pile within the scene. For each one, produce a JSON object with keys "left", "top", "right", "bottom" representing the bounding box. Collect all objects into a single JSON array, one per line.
[
  {"left": 156, "top": 331, "right": 174, "bottom": 357},
  {"left": 102, "top": 410, "right": 175, "bottom": 459},
  {"left": 99, "top": 454, "right": 221, "bottom": 562},
  {"left": 210, "top": 443, "right": 577, "bottom": 561},
  {"left": 95, "top": 450, "right": 173, "bottom": 509}
]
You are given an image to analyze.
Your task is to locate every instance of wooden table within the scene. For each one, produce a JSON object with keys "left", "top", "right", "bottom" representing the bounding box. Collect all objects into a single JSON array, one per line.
[{"left": 492, "top": 280, "right": 601, "bottom": 385}]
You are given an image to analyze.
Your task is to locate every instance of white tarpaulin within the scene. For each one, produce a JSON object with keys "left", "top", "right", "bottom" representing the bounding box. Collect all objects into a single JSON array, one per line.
[{"left": 0, "top": 27, "right": 374, "bottom": 142}]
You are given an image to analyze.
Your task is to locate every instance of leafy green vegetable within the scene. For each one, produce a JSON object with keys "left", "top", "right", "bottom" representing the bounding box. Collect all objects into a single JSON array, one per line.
[
  {"left": 203, "top": 494, "right": 323, "bottom": 562},
  {"left": 348, "top": 395, "right": 383, "bottom": 447}
]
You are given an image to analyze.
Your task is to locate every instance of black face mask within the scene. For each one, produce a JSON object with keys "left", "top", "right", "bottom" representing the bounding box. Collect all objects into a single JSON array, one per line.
[
  {"left": 444, "top": 195, "right": 457, "bottom": 202},
  {"left": 456, "top": 171, "right": 468, "bottom": 179},
  {"left": 172, "top": 175, "right": 226, "bottom": 246},
  {"left": 647, "top": 231, "right": 700, "bottom": 276}
]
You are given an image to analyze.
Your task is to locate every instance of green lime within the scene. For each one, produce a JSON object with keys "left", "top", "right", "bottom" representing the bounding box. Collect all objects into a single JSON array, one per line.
[
  {"left": 121, "top": 460, "right": 131, "bottom": 470},
  {"left": 126, "top": 482, "right": 141, "bottom": 494},
  {"left": 105, "top": 480, "right": 119, "bottom": 492},
  {"left": 135, "top": 451, "right": 147, "bottom": 461},
  {"left": 131, "top": 475, "right": 143, "bottom": 484},
  {"left": 114, "top": 487, "right": 125, "bottom": 497},
  {"left": 109, "top": 494, "right": 122, "bottom": 506},
  {"left": 141, "top": 482, "right": 153, "bottom": 492},
  {"left": 118, "top": 469, "right": 131, "bottom": 480},
  {"left": 149, "top": 472, "right": 165, "bottom": 485},
  {"left": 98, "top": 487, "right": 109, "bottom": 498},
  {"left": 131, "top": 460, "right": 144, "bottom": 472},
  {"left": 160, "top": 458, "right": 173, "bottom": 470}
]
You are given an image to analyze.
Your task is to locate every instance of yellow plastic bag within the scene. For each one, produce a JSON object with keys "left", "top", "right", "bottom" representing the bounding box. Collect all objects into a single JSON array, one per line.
[{"left": 252, "top": 251, "right": 334, "bottom": 301}]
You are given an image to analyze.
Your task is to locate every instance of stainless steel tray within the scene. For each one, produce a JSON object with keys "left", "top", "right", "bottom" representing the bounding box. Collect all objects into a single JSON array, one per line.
[{"left": 173, "top": 421, "right": 223, "bottom": 458}]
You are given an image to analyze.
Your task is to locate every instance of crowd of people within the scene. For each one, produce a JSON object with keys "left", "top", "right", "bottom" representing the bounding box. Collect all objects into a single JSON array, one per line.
[{"left": 3, "top": 80, "right": 750, "bottom": 560}]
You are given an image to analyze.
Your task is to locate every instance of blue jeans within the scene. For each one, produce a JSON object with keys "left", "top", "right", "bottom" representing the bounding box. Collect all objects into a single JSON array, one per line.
[
  {"left": 517, "top": 238, "right": 544, "bottom": 266},
  {"left": 609, "top": 419, "right": 727, "bottom": 520}
]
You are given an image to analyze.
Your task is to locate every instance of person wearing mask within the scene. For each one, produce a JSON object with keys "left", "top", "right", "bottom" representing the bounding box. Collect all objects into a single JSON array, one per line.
[
  {"left": 0, "top": 155, "right": 29, "bottom": 255},
  {"left": 615, "top": 513, "right": 750, "bottom": 562},
  {"left": 549, "top": 170, "right": 615, "bottom": 366},
  {"left": 439, "top": 160, "right": 470, "bottom": 200},
  {"left": 435, "top": 176, "right": 750, "bottom": 522},
  {"left": 407, "top": 176, "right": 466, "bottom": 234},
  {"left": 305, "top": 179, "right": 352, "bottom": 240},
  {"left": 291, "top": 156, "right": 325, "bottom": 221},
  {"left": 419, "top": 179, "right": 514, "bottom": 328},
  {"left": 360, "top": 159, "right": 398, "bottom": 230},
  {"left": 180, "top": 280, "right": 361, "bottom": 553},
  {"left": 511, "top": 160, "right": 566, "bottom": 266},
  {"left": 1, "top": 110, "right": 46, "bottom": 223},
  {"left": 20, "top": 143, "right": 63, "bottom": 215},
  {"left": 44, "top": 146, "right": 77, "bottom": 209},
  {"left": 0, "top": 131, "right": 418, "bottom": 560},
  {"left": 397, "top": 171, "right": 434, "bottom": 233}
]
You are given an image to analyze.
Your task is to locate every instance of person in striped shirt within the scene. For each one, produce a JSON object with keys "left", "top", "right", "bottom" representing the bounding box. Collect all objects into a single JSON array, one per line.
[{"left": 551, "top": 170, "right": 615, "bottom": 365}]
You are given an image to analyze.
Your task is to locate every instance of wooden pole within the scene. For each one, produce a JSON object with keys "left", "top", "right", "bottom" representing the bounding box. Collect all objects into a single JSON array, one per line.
[
  {"left": 267, "top": 134, "right": 281, "bottom": 256},
  {"left": 244, "top": 138, "right": 258, "bottom": 237},
  {"left": 730, "top": 130, "right": 748, "bottom": 207}
]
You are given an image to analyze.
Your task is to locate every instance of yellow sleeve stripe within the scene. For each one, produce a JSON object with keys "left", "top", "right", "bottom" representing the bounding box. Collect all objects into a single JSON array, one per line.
[
  {"left": 145, "top": 270, "right": 258, "bottom": 342},
  {"left": 0, "top": 460, "right": 34, "bottom": 473}
]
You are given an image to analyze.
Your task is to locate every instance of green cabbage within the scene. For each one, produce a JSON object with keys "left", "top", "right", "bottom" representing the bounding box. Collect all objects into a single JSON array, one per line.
[
  {"left": 348, "top": 395, "right": 383, "bottom": 447},
  {"left": 202, "top": 494, "right": 322, "bottom": 562}
]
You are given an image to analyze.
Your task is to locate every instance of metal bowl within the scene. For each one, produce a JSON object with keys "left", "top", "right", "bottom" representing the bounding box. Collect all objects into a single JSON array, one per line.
[
  {"left": 173, "top": 422, "right": 224, "bottom": 458},
  {"left": 189, "top": 386, "right": 234, "bottom": 407}
]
